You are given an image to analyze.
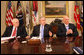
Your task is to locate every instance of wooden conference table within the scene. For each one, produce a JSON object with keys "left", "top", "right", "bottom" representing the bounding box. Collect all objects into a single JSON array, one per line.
[{"left": 1, "top": 37, "right": 72, "bottom": 54}]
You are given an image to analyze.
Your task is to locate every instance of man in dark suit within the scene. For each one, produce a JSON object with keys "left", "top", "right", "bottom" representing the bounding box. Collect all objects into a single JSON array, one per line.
[
  {"left": 30, "top": 17, "right": 53, "bottom": 43},
  {"left": 57, "top": 16, "right": 78, "bottom": 41},
  {"left": 56, "top": 16, "right": 79, "bottom": 54},
  {"left": 2, "top": 18, "right": 30, "bottom": 39}
]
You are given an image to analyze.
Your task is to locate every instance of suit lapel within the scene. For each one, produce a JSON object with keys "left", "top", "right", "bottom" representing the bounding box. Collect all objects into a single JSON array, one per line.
[
  {"left": 17, "top": 26, "right": 20, "bottom": 36},
  {"left": 69, "top": 24, "right": 71, "bottom": 29},
  {"left": 44, "top": 24, "right": 47, "bottom": 36},
  {"left": 17, "top": 27, "right": 19, "bottom": 36},
  {"left": 63, "top": 23, "right": 67, "bottom": 32},
  {"left": 38, "top": 25, "right": 40, "bottom": 34},
  {"left": 10, "top": 26, "right": 14, "bottom": 36},
  {"left": 44, "top": 25, "right": 46, "bottom": 36}
]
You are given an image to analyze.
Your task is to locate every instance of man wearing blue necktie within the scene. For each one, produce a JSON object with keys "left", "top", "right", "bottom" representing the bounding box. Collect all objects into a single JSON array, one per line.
[{"left": 30, "top": 17, "right": 53, "bottom": 43}]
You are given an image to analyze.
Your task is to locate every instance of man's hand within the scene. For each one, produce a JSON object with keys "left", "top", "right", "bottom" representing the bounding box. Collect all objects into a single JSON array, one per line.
[
  {"left": 49, "top": 31, "right": 52, "bottom": 37},
  {"left": 66, "top": 30, "right": 70, "bottom": 35},
  {"left": 69, "top": 29, "right": 73, "bottom": 34},
  {"left": 67, "top": 37, "right": 73, "bottom": 42},
  {"left": 66, "top": 29, "right": 73, "bottom": 35},
  {"left": 49, "top": 31, "right": 53, "bottom": 42},
  {"left": 25, "top": 36, "right": 30, "bottom": 39},
  {"left": 49, "top": 37, "right": 52, "bottom": 42}
]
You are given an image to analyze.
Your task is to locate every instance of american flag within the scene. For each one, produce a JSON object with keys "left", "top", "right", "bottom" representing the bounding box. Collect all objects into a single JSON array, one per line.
[
  {"left": 74, "top": 1, "right": 80, "bottom": 30},
  {"left": 32, "top": 1, "right": 38, "bottom": 26},
  {"left": 6, "top": 1, "right": 13, "bottom": 26}
]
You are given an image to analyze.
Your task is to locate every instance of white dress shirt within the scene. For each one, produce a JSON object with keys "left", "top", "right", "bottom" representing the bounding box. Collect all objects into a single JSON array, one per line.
[
  {"left": 65, "top": 24, "right": 69, "bottom": 31},
  {"left": 64, "top": 24, "right": 69, "bottom": 35}
]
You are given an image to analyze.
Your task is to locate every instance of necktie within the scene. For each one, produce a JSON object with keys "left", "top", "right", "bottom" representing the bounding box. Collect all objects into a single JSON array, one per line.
[
  {"left": 41, "top": 25, "right": 44, "bottom": 43},
  {"left": 12, "top": 27, "right": 16, "bottom": 37}
]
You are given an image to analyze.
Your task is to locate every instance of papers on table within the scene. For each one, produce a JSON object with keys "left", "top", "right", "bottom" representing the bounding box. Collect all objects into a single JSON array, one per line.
[
  {"left": 30, "top": 36, "right": 42, "bottom": 41},
  {"left": 1, "top": 36, "right": 16, "bottom": 44},
  {"left": 21, "top": 41, "right": 27, "bottom": 44},
  {"left": 73, "top": 47, "right": 83, "bottom": 54},
  {"left": 1, "top": 36, "right": 15, "bottom": 41},
  {"left": 31, "top": 37, "right": 40, "bottom": 39}
]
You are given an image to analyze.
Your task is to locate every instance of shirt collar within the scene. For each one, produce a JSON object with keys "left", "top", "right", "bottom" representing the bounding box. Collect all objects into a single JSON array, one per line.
[
  {"left": 13, "top": 26, "right": 17, "bottom": 29},
  {"left": 64, "top": 24, "right": 69, "bottom": 27}
]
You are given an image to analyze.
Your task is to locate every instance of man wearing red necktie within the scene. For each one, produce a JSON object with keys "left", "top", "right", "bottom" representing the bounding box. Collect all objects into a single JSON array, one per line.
[{"left": 2, "top": 18, "right": 30, "bottom": 39}]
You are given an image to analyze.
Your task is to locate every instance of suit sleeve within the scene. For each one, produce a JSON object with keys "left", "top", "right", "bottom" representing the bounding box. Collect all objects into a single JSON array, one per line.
[
  {"left": 2, "top": 27, "right": 9, "bottom": 37},
  {"left": 49, "top": 25, "right": 53, "bottom": 37},
  {"left": 56, "top": 24, "right": 66, "bottom": 37},
  {"left": 30, "top": 26, "right": 36, "bottom": 38},
  {"left": 20, "top": 26, "right": 28, "bottom": 37},
  {"left": 72, "top": 24, "right": 79, "bottom": 37}
]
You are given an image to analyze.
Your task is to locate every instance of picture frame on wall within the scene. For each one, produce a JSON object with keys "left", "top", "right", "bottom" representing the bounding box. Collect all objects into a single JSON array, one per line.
[{"left": 42, "top": 1, "right": 69, "bottom": 18}]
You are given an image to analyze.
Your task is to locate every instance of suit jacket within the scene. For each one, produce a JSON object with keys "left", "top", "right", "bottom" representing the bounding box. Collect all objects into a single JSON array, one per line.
[
  {"left": 30, "top": 24, "right": 52, "bottom": 38},
  {"left": 2, "top": 26, "right": 28, "bottom": 38},
  {"left": 56, "top": 23, "right": 78, "bottom": 37}
]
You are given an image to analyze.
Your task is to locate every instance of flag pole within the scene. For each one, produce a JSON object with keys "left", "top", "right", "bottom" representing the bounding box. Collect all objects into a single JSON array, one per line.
[{"left": 29, "top": 1, "right": 33, "bottom": 35}]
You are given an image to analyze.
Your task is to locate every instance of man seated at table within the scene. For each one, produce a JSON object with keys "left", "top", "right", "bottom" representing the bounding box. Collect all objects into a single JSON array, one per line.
[
  {"left": 56, "top": 16, "right": 79, "bottom": 54},
  {"left": 30, "top": 17, "right": 53, "bottom": 43},
  {"left": 57, "top": 16, "right": 78, "bottom": 41},
  {"left": 2, "top": 18, "right": 30, "bottom": 39}
]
